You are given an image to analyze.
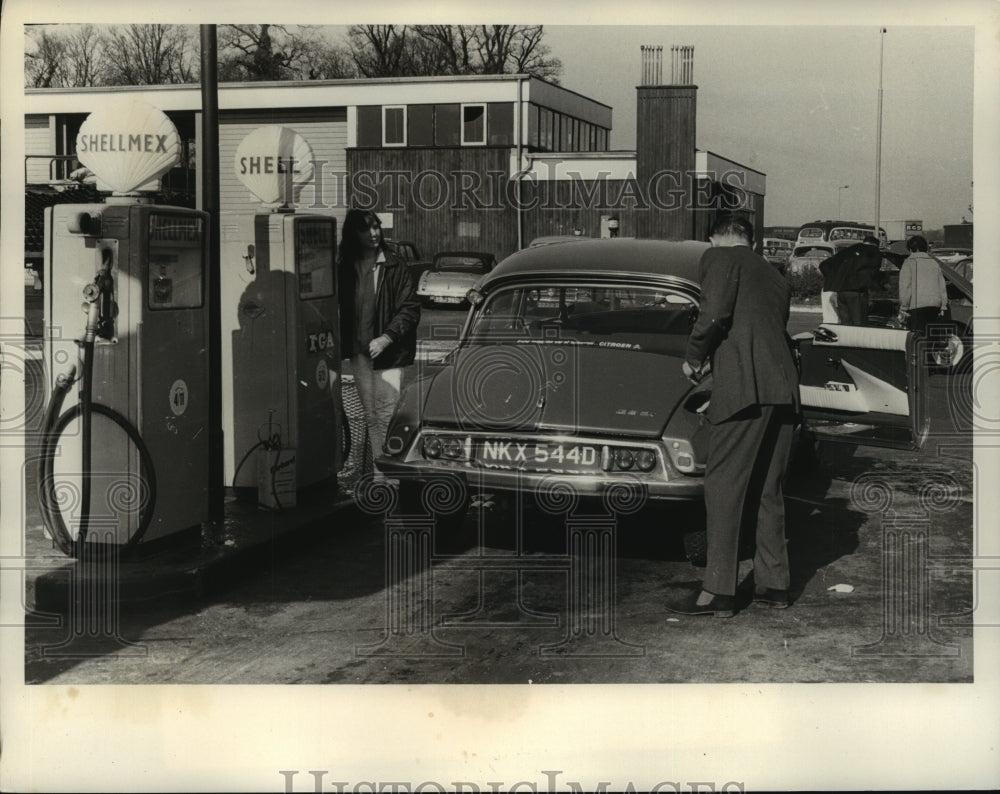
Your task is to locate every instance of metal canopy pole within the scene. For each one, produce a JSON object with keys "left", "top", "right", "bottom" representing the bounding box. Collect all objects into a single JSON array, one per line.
[{"left": 200, "top": 25, "right": 223, "bottom": 525}]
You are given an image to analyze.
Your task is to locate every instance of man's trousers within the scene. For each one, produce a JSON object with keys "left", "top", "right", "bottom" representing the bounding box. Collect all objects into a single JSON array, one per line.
[{"left": 702, "top": 404, "right": 797, "bottom": 596}]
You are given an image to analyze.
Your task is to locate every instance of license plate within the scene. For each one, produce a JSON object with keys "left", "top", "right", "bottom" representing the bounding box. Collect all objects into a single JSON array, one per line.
[
  {"left": 476, "top": 440, "right": 600, "bottom": 473},
  {"left": 436, "top": 295, "right": 463, "bottom": 303}
]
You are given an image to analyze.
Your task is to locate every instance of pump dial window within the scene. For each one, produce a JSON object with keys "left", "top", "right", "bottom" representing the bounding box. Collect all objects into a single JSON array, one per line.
[{"left": 148, "top": 213, "right": 204, "bottom": 309}]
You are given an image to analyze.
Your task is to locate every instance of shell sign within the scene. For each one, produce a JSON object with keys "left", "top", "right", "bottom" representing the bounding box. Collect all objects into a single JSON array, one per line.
[
  {"left": 76, "top": 98, "right": 182, "bottom": 194},
  {"left": 235, "top": 126, "right": 315, "bottom": 207}
]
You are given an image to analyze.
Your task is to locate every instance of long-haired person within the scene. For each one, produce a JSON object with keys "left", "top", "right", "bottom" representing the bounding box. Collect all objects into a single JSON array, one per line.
[{"left": 338, "top": 209, "right": 420, "bottom": 480}]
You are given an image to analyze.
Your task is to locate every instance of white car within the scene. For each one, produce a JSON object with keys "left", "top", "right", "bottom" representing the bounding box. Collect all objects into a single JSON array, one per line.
[
  {"left": 931, "top": 247, "right": 973, "bottom": 265},
  {"left": 417, "top": 251, "right": 497, "bottom": 307},
  {"left": 785, "top": 240, "right": 855, "bottom": 274}
]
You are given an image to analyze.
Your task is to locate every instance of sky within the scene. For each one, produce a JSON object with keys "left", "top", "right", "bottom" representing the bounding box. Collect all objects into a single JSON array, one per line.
[{"left": 541, "top": 25, "right": 974, "bottom": 232}]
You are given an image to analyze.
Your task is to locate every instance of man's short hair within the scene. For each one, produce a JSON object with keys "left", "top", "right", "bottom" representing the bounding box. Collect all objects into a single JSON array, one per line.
[
  {"left": 863, "top": 235, "right": 880, "bottom": 246},
  {"left": 709, "top": 213, "right": 754, "bottom": 245},
  {"left": 906, "top": 235, "right": 929, "bottom": 253}
]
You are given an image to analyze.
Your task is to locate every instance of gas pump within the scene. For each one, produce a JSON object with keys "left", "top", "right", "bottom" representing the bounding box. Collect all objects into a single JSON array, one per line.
[
  {"left": 223, "top": 126, "right": 341, "bottom": 507},
  {"left": 39, "top": 99, "right": 209, "bottom": 556}
]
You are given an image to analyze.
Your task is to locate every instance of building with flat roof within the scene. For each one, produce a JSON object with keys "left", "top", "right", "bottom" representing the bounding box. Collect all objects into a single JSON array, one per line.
[{"left": 24, "top": 47, "right": 766, "bottom": 264}]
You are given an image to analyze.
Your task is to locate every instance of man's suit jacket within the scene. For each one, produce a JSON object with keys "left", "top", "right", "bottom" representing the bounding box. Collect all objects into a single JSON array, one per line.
[
  {"left": 684, "top": 245, "right": 800, "bottom": 424},
  {"left": 819, "top": 242, "right": 884, "bottom": 293}
]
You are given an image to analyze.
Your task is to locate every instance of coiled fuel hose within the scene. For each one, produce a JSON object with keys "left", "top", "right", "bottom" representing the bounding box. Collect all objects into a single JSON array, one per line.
[{"left": 37, "top": 271, "right": 157, "bottom": 558}]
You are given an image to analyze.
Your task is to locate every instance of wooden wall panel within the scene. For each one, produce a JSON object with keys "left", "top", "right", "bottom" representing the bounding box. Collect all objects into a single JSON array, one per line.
[{"left": 348, "top": 148, "right": 519, "bottom": 260}]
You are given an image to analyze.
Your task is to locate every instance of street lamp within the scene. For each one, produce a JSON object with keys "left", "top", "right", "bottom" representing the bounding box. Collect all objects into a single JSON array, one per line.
[{"left": 838, "top": 185, "right": 850, "bottom": 219}]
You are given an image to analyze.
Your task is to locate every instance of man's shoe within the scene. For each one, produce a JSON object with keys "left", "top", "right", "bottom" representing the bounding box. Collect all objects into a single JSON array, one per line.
[
  {"left": 753, "top": 587, "right": 789, "bottom": 609},
  {"left": 665, "top": 589, "right": 735, "bottom": 618}
]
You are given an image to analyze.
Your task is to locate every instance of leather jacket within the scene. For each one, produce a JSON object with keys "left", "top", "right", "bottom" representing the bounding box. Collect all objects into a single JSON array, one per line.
[{"left": 339, "top": 248, "right": 421, "bottom": 369}]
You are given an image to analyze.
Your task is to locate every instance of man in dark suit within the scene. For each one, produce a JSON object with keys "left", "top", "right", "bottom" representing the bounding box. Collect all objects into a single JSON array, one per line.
[
  {"left": 819, "top": 235, "right": 886, "bottom": 325},
  {"left": 666, "top": 214, "right": 801, "bottom": 618}
]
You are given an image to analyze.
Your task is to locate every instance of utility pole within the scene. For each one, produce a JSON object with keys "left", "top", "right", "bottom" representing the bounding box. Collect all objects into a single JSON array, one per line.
[{"left": 874, "top": 27, "right": 886, "bottom": 241}]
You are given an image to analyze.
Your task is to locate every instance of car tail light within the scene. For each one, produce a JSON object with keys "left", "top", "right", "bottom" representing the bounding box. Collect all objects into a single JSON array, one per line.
[
  {"left": 635, "top": 449, "right": 657, "bottom": 472},
  {"left": 442, "top": 437, "right": 464, "bottom": 459},
  {"left": 422, "top": 436, "right": 443, "bottom": 459},
  {"left": 601, "top": 445, "right": 659, "bottom": 473},
  {"left": 614, "top": 449, "right": 635, "bottom": 470}
]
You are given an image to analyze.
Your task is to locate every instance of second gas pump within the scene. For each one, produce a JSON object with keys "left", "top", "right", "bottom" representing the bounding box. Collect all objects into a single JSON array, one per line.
[{"left": 223, "top": 126, "right": 341, "bottom": 507}]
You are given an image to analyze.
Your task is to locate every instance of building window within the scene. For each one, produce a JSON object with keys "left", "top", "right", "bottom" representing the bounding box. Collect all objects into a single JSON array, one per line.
[
  {"left": 408, "top": 105, "right": 434, "bottom": 147},
  {"left": 435, "top": 104, "right": 461, "bottom": 146},
  {"left": 357, "top": 106, "right": 382, "bottom": 147},
  {"left": 487, "top": 102, "right": 514, "bottom": 146},
  {"left": 462, "top": 104, "right": 486, "bottom": 145},
  {"left": 383, "top": 106, "right": 406, "bottom": 146}
]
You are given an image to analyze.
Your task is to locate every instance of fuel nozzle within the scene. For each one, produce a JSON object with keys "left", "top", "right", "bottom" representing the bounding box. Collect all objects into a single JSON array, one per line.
[{"left": 82, "top": 249, "right": 117, "bottom": 341}]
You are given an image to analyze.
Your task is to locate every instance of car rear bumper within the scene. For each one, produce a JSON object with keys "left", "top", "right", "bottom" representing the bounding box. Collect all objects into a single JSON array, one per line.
[{"left": 375, "top": 456, "right": 705, "bottom": 501}]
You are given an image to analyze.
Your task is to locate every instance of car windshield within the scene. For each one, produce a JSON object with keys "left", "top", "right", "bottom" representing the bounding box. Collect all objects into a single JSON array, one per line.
[
  {"left": 467, "top": 282, "right": 698, "bottom": 356},
  {"left": 435, "top": 255, "right": 491, "bottom": 274}
]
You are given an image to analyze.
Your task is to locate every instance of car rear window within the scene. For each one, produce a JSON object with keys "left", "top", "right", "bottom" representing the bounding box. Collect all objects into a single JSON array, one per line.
[
  {"left": 792, "top": 246, "right": 834, "bottom": 258},
  {"left": 468, "top": 283, "right": 697, "bottom": 356},
  {"left": 435, "top": 255, "right": 491, "bottom": 273}
]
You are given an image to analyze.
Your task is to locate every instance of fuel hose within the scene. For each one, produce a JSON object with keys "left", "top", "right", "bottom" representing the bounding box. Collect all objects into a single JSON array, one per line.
[{"left": 37, "top": 311, "right": 158, "bottom": 558}]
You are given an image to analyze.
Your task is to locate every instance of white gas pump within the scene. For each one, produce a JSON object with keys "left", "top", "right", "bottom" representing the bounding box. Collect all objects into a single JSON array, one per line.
[
  {"left": 39, "top": 99, "right": 209, "bottom": 556},
  {"left": 223, "top": 126, "right": 341, "bottom": 507}
]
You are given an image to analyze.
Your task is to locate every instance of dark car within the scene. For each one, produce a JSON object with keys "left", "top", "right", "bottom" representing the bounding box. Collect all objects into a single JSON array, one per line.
[
  {"left": 377, "top": 239, "right": 928, "bottom": 527},
  {"left": 416, "top": 251, "right": 497, "bottom": 308},
  {"left": 385, "top": 239, "right": 433, "bottom": 278}
]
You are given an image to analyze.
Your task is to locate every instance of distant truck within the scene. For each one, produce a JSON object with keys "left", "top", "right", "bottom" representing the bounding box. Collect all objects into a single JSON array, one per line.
[
  {"left": 882, "top": 219, "right": 923, "bottom": 243},
  {"left": 944, "top": 223, "right": 974, "bottom": 250}
]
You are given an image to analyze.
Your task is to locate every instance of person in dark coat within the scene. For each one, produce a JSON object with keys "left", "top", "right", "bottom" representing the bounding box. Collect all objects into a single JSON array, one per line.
[
  {"left": 667, "top": 214, "right": 801, "bottom": 618},
  {"left": 818, "top": 235, "right": 885, "bottom": 325},
  {"left": 338, "top": 209, "right": 421, "bottom": 479}
]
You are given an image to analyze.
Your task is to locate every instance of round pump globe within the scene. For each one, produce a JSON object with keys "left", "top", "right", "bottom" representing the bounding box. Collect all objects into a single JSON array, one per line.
[
  {"left": 75, "top": 99, "right": 182, "bottom": 194},
  {"left": 234, "top": 125, "right": 316, "bottom": 207}
]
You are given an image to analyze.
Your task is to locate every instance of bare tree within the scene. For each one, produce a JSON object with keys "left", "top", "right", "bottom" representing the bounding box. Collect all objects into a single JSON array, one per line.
[
  {"left": 24, "top": 23, "right": 562, "bottom": 88},
  {"left": 410, "top": 25, "right": 478, "bottom": 75},
  {"left": 102, "top": 24, "right": 197, "bottom": 85},
  {"left": 299, "top": 37, "right": 357, "bottom": 80},
  {"left": 63, "top": 25, "right": 109, "bottom": 87},
  {"left": 24, "top": 27, "right": 67, "bottom": 87},
  {"left": 347, "top": 24, "right": 562, "bottom": 81},
  {"left": 347, "top": 25, "right": 413, "bottom": 77},
  {"left": 503, "top": 25, "right": 561, "bottom": 81},
  {"left": 218, "top": 24, "right": 308, "bottom": 81},
  {"left": 475, "top": 25, "right": 561, "bottom": 82}
]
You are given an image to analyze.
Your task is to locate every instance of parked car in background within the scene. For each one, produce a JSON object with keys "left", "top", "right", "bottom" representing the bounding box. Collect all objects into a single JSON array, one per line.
[
  {"left": 761, "top": 237, "right": 794, "bottom": 271},
  {"left": 867, "top": 256, "right": 974, "bottom": 370},
  {"left": 385, "top": 239, "right": 433, "bottom": 278},
  {"left": 930, "top": 247, "right": 973, "bottom": 266},
  {"left": 952, "top": 256, "right": 973, "bottom": 282},
  {"left": 378, "top": 239, "right": 927, "bottom": 535},
  {"left": 416, "top": 251, "right": 497, "bottom": 307},
  {"left": 785, "top": 240, "right": 854, "bottom": 274},
  {"left": 526, "top": 235, "right": 590, "bottom": 248}
]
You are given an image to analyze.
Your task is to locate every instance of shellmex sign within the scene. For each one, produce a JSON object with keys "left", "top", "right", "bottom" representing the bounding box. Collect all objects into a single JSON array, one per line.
[{"left": 75, "top": 98, "right": 182, "bottom": 194}]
